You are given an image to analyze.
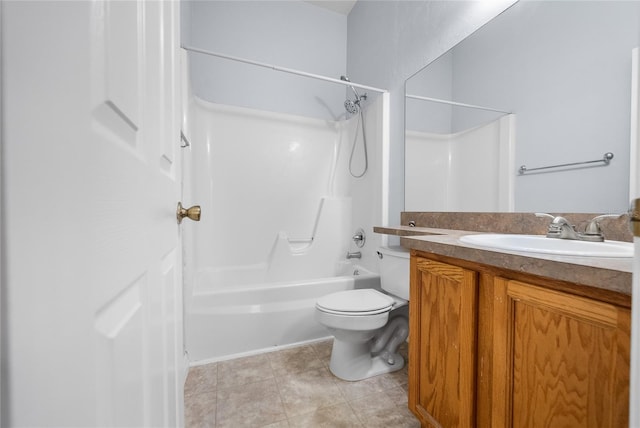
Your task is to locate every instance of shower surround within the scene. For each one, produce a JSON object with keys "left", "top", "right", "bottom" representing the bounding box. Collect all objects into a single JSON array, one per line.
[{"left": 182, "top": 92, "right": 388, "bottom": 363}]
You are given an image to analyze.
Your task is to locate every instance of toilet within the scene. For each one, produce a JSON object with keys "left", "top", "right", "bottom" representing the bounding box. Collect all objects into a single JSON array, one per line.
[{"left": 315, "top": 246, "right": 410, "bottom": 381}]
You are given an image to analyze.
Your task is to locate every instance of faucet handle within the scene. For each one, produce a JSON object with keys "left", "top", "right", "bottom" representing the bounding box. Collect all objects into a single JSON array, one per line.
[
  {"left": 535, "top": 213, "right": 571, "bottom": 226},
  {"left": 536, "top": 213, "right": 571, "bottom": 228},
  {"left": 583, "top": 213, "right": 624, "bottom": 239},
  {"left": 535, "top": 212, "right": 555, "bottom": 220},
  {"left": 535, "top": 213, "right": 578, "bottom": 238}
]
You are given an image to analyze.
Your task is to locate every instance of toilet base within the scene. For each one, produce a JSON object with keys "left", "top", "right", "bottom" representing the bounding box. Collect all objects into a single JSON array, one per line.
[{"left": 329, "top": 338, "right": 405, "bottom": 381}]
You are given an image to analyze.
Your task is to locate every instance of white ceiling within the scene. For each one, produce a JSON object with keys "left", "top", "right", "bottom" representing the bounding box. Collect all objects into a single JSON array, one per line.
[{"left": 304, "top": 0, "right": 357, "bottom": 15}]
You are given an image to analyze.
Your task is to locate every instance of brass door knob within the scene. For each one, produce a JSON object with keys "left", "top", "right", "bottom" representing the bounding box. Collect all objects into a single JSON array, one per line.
[{"left": 177, "top": 202, "right": 201, "bottom": 224}]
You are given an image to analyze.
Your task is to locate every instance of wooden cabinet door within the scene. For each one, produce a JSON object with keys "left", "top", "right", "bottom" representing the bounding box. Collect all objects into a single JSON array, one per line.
[
  {"left": 491, "top": 278, "right": 630, "bottom": 428},
  {"left": 409, "top": 257, "right": 478, "bottom": 427}
]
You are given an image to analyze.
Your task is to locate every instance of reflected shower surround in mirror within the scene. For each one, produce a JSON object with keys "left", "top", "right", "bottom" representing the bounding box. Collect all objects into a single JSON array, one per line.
[
  {"left": 405, "top": 109, "right": 514, "bottom": 212},
  {"left": 405, "top": 1, "right": 639, "bottom": 213}
]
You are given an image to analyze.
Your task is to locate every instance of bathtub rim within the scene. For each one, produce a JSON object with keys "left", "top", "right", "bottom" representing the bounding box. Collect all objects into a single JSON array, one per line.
[
  {"left": 186, "top": 335, "right": 334, "bottom": 367},
  {"left": 192, "top": 264, "right": 378, "bottom": 296}
]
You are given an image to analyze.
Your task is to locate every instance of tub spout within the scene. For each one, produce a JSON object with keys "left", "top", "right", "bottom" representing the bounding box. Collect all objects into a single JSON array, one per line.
[{"left": 346, "top": 251, "right": 362, "bottom": 259}]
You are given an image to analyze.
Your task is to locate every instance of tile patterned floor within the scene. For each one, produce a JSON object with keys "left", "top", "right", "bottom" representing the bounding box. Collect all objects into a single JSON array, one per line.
[{"left": 184, "top": 340, "right": 420, "bottom": 428}]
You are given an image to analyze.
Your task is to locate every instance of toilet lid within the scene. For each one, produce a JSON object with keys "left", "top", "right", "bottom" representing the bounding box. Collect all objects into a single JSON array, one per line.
[{"left": 316, "top": 289, "right": 394, "bottom": 314}]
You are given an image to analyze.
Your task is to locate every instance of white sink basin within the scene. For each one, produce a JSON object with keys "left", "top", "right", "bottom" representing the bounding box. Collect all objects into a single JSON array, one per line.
[{"left": 459, "top": 234, "right": 634, "bottom": 258}]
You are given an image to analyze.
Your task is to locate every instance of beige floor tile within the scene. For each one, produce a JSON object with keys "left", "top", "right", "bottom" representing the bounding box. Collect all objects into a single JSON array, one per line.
[
  {"left": 184, "top": 339, "right": 419, "bottom": 427},
  {"left": 398, "top": 380, "right": 410, "bottom": 395},
  {"left": 349, "top": 385, "right": 418, "bottom": 427},
  {"left": 287, "top": 403, "right": 364, "bottom": 428},
  {"left": 268, "top": 344, "right": 325, "bottom": 376},
  {"left": 185, "top": 363, "right": 218, "bottom": 396},
  {"left": 388, "top": 362, "right": 409, "bottom": 387},
  {"left": 352, "top": 404, "right": 421, "bottom": 428},
  {"left": 216, "top": 379, "right": 287, "bottom": 428},
  {"left": 385, "top": 385, "right": 411, "bottom": 407},
  {"left": 260, "top": 420, "right": 291, "bottom": 428},
  {"left": 276, "top": 367, "right": 345, "bottom": 418},
  {"left": 217, "top": 353, "right": 274, "bottom": 389},
  {"left": 348, "top": 385, "right": 409, "bottom": 413},
  {"left": 335, "top": 372, "right": 401, "bottom": 402},
  {"left": 310, "top": 339, "right": 333, "bottom": 362},
  {"left": 184, "top": 391, "right": 216, "bottom": 428}
]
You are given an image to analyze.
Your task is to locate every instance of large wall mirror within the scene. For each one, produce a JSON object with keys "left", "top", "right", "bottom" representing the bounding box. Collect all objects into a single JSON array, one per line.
[{"left": 405, "top": 1, "right": 640, "bottom": 213}]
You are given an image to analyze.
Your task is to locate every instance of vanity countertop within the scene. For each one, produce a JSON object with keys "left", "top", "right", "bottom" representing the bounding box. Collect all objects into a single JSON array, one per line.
[{"left": 374, "top": 224, "right": 632, "bottom": 297}]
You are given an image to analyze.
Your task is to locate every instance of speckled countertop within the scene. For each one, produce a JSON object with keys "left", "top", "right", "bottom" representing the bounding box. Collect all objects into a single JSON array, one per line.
[{"left": 374, "top": 212, "right": 633, "bottom": 297}]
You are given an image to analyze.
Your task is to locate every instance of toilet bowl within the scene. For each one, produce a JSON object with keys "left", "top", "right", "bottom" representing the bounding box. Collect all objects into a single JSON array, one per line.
[{"left": 315, "top": 246, "right": 410, "bottom": 381}]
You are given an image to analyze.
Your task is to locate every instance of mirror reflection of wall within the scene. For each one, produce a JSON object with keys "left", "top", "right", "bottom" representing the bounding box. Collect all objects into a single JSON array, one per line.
[{"left": 405, "top": 1, "right": 640, "bottom": 213}]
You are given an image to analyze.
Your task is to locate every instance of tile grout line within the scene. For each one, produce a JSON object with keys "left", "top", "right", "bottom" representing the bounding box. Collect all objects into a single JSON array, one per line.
[
  {"left": 213, "top": 363, "right": 219, "bottom": 427},
  {"left": 268, "top": 351, "right": 292, "bottom": 428}
]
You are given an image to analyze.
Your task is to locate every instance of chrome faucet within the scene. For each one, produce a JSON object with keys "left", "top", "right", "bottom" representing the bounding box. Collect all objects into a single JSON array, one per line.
[
  {"left": 346, "top": 251, "right": 362, "bottom": 259},
  {"left": 535, "top": 212, "right": 622, "bottom": 242},
  {"left": 535, "top": 213, "right": 580, "bottom": 240}
]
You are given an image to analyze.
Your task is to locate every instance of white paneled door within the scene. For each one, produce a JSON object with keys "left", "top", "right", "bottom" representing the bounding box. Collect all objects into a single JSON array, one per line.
[
  {"left": 2, "top": 1, "right": 184, "bottom": 426},
  {"left": 630, "top": 48, "right": 640, "bottom": 426}
]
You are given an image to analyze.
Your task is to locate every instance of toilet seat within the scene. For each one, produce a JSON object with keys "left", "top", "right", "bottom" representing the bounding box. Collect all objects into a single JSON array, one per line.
[{"left": 316, "top": 289, "right": 394, "bottom": 316}]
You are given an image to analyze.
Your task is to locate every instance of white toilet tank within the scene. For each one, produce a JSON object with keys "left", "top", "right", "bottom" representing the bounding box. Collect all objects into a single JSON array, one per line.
[{"left": 377, "top": 246, "right": 410, "bottom": 300}]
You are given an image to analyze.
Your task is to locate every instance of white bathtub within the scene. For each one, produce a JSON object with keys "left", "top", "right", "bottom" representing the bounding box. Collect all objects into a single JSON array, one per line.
[{"left": 185, "top": 263, "right": 380, "bottom": 364}]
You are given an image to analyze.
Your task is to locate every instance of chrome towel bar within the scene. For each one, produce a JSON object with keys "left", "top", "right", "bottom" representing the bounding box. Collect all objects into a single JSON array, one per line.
[{"left": 519, "top": 152, "right": 614, "bottom": 174}]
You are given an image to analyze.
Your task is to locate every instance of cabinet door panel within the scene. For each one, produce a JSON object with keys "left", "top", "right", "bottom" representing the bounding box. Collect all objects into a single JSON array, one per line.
[
  {"left": 493, "top": 279, "right": 630, "bottom": 428},
  {"left": 409, "top": 258, "right": 478, "bottom": 427}
]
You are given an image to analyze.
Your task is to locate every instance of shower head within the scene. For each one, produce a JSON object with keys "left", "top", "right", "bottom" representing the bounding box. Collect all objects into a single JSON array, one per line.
[
  {"left": 340, "top": 75, "right": 367, "bottom": 115},
  {"left": 344, "top": 99, "right": 360, "bottom": 114}
]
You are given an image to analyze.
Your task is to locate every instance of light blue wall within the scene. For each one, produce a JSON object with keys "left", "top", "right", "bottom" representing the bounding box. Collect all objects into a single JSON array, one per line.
[{"left": 182, "top": 0, "right": 348, "bottom": 120}]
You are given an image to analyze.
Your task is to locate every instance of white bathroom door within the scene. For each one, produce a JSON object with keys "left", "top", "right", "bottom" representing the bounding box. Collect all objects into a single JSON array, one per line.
[
  {"left": 630, "top": 48, "right": 640, "bottom": 426},
  {"left": 628, "top": 47, "right": 640, "bottom": 425},
  {"left": 2, "top": 1, "right": 184, "bottom": 426}
]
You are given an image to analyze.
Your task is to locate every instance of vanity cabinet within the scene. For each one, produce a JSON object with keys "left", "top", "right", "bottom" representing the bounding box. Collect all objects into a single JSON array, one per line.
[
  {"left": 408, "top": 252, "right": 630, "bottom": 428},
  {"left": 408, "top": 257, "right": 478, "bottom": 427}
]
